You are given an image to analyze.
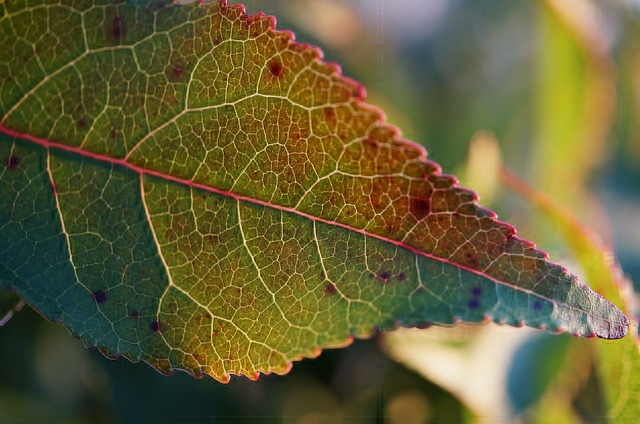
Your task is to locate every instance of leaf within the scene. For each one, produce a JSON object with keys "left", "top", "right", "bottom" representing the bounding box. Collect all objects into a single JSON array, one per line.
[{"left": 0, "top": 0, "right": 628, "bottom": 381}]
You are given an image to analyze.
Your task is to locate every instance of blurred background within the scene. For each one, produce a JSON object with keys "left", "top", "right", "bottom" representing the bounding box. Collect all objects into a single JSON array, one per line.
[{"left": 1, "top": 0, "right": 638, "bottom": 422}]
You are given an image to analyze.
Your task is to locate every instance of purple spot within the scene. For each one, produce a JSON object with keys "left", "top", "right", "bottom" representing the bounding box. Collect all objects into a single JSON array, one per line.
[
  {"left": 7, "top": 155, "right": 19, "bottom": 169},
  {"left": 468, "top": 299, "right": 480, "bottom": 309},
  {"left": 533, "top": 301, "right": 542, "bottom": 312},
  {"left": 109, "top": 16, "right": 124, "bottom": 43},
  {"left": 471, "top": 286, "right": 482, "bottom": 297},
  {"left": 379, "top": 271, "right": 391, "bottom": 281},
  {"left": 92, "top": 290, "right": 107, "bottom": 304},
  {"left": 397, "top": 273, "right": 406, "bottom": 282},
  {"left": 171, "top": 64, "right": 185, "bottom": 81},
  {"left": 149, "top": 320, "right": 161, "bottom": 333}
]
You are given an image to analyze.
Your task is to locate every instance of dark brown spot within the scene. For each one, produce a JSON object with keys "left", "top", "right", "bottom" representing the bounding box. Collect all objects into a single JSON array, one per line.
[
  {"left": 76, "top": 117, "right": 87, "bottom": 128},
  {"left": 109, "top": 16, "right": 124, "bottom": 44},
  {"left": 324, "top": 283, "right": 337, "bottom": 295},
  {"left": 7, "top": 155, "right": 20, "bottom": 169},
  {"left": 149, "top": 320, "right": 161, "bottom": 333},
  {"left": 268, "top": 59, "right": 283, "bottom": 77},
  {"left": 410, "top": 197, "right": 431, "bottom": 220},
  {"left": 397, "top": 273, "right": 406, "bottom": 282},
  {"left": 128, "top": 310, "right": 140, "bottom": 318},
  {"left": 110, "top": 129, "right": 118, "bottom": 139},
  {"left": 92, "top": 290, "right": 107, "bottom": 304}
]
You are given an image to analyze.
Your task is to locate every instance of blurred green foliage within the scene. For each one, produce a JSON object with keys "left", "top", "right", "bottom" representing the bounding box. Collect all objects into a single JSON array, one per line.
[{"left": 1, "top": 0, "right": 637, "bottom": 422}]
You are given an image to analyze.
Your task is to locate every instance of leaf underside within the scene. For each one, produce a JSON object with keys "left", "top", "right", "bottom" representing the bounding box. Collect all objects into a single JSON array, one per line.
[{"left": 0, "top": 0, "right": 627, "bottom": 381}]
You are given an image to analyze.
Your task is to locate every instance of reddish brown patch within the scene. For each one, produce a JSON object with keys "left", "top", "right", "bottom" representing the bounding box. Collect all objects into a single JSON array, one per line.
[
  {"left": 267, "top": 59, "right": 283, "bottom": 77},
  {"left": 110, "top": 129, "right": 118, "bottom": 139},
  {"left": 397, "top": 273, "right": 406, "bottom": 282},
  {"left": 324, "top": 107, "right": 335, "bottom": 122},
  {"left": 240, "top": 14, "right": 257, "bottom": 25},
  {"left": 464, "top": 251, "right": 479, "bottom": 268},
  {"left": 364, "top": 137, "right": 379, "bottom": 149},
  {"left": 324, "top": 283, "right": 337, "bottom": 295},
  {"left": 75, "top": 117, "right": 87, "bottom": 128}
]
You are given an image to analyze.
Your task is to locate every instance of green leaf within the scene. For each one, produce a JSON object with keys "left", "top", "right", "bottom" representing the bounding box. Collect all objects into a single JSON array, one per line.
[{"left": 0, "top": 0, "right": 628, "bottom": 381}]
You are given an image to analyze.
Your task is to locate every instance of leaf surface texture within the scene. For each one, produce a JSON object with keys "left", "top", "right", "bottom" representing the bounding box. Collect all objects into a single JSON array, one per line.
[{"left": 0, "top": 0, "right": 627, "bottom": 381}]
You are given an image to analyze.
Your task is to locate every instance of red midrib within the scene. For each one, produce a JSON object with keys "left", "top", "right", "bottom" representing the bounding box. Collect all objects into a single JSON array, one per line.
[{"left": 0, "top": 124, "right": 619, "bottom": 335}]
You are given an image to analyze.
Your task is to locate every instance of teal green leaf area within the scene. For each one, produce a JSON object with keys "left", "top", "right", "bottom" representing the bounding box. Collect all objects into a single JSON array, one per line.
[{"left": 0, "top": 0, "right": 628, "bottom": 381}]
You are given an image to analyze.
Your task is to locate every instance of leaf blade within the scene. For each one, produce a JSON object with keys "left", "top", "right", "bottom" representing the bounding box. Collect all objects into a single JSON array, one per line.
[{"left": 0, "top": 0, "right": 628, "bottom": 381}]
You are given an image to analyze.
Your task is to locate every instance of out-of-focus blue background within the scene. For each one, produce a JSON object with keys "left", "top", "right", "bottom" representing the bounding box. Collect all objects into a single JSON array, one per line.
[{"left": 1, "top": 1, "right": 637, "bottom": 422}]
